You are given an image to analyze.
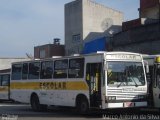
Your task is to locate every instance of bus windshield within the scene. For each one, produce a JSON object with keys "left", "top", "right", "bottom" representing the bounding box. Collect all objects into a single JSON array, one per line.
[{"left": 107, "top": 62, "right": 145, "bottom": 87}]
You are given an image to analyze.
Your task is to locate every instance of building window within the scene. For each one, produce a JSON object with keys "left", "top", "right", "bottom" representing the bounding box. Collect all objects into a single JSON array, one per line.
[
  {"left": 11, "top": 64, "right": 22, "bottom": 80},
  {"left": 40, "top": 49, "right": 46, "bottom": 58},
  {"left": 28, "top": 62, "right": 40, "bottom": 79},
  {"left": 68, "top": 58, "right": 84, "bottom": 78},
  {"left": 54, "top": 59, "right": 68, "bottom": 78},
  {"left": 41, "top": 61, "right": 53, "bottom": 79},
  {"left": 72, "top": 34, "right": 81, "bottom": 42}
]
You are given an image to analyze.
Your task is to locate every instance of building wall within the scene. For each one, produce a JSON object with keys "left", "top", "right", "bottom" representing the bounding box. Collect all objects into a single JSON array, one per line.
[
  {"left": 140, "top": 0, "right": 160, "bottom": 19},
  {"left": 113, "top": 23, "right": 160, "bottom": 54},
  {"left": 140, "top": 0, "right": 159, "bottom": 10},
  {"left": 83, "top": 0, "right": 123, "bottom": 40},
  {"left": 65, "top": 0, "right": 83, "bottom": 55},
  {"left": 141, "top": 6, "right": 159, "bottom": 19},
  {"left": 65, "top": 0, "right": 123, "bottom": 55},
  {"left": 50, "top": 45, "right": 65, "bottom": 57},
  {"left": 34, "top": 44, "right": 65, "bottom": 59}
]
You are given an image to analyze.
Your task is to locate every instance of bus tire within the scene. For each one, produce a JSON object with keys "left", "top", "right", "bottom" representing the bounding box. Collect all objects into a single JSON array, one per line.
[
  {"left": 76, "top": 97, "right": 89, "bottom": 114},
  {"left": 31, "top": 94, "right": 47, "bottom": 112}
]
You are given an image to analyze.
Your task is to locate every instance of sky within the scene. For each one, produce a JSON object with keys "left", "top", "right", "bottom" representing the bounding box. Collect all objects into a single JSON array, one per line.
[{"left": 0, "top": 0, "right": 140, "bottom": 57}]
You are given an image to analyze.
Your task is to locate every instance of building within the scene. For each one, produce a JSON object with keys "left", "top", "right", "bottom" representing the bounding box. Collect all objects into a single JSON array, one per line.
[
  {"left": 34, "top": 39, "right": 65, "bottom": 59},
  {"left": 112, "top": 0, "right": 160, "bottom": 54},
  {"left": 65, "top": 0, "right": 123, "bottom": 55},
  {"left": 113, "top": 22, "right": 160, "bottom": 54},
  {"left": 140, "top": 0, "right": 160, "bottom": 19}
]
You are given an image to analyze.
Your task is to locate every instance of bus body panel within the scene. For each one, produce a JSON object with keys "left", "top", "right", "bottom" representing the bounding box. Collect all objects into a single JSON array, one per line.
[
  {"left": 153, "top": 87, "right": 160, "bottom": 108},
  {"left": 0, "top": 72, "right": 10, "bottom": 101},
  {"left": 0, "top": 86, "right": 9, "bottom": 100}
]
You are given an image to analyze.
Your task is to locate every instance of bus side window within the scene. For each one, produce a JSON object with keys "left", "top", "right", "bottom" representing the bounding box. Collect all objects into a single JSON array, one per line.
[
  {"left": 12, "top": 64, "right": 22, "bottom": 80},
  {"left": 2, "top": 74, "right": 10, "bottom": 86},
  {"left": 28, "top": 62, "right": 40, "bottom": 80},
  {"left": 68, "top": 58, "right": 84, "bottom": 78},
  {"left": 22, "top": 63, "right": 28, "bottom": 80},
  {"left": 40, "top": 61, "right": 53, "bottom": 79},
  {"left": 54, "top": 59, "right": 68, "bottom": 79}
]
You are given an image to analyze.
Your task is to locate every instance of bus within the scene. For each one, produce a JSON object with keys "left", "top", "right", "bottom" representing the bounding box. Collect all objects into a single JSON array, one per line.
[
  {"left": 0, "top": 69, "right": 10, "bottom": 101},
  {"left": 143, "top": 55, "right": 160, "bottom": 109},
  {"left": 10, "top": 52, "right": 147, "bottom": 113}
]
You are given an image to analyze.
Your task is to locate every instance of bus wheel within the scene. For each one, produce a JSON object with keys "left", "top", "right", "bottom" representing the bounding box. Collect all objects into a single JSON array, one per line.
[
  {"left": 77, "top": 97, "right": 89, "bottom": 114},
  {"left": 31, "top": 94, "right": 47, "bottom": 112}
]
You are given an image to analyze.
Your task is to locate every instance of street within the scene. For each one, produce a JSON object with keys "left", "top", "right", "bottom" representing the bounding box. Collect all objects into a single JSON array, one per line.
[{"left": 0, "top": 102, "right": 160, "bottom": 120}]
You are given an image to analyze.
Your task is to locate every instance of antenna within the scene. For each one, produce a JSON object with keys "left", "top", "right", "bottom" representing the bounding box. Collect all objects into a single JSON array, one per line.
[{"left": 26, "top": 53, "right": 34, "bottom": 60}]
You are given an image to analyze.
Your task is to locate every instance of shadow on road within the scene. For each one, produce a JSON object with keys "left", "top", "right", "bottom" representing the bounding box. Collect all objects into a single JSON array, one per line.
[{"left": 0, "top": 103, "right": 160, "bottom": 119}]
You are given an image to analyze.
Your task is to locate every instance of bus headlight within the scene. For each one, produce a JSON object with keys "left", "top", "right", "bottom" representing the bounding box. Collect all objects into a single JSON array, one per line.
[
  {"left": 138, "top": 95, "right": 146, "bottom": 99},
  {"left": 105, "top": 96, "right": 116, "bottom": 102}
]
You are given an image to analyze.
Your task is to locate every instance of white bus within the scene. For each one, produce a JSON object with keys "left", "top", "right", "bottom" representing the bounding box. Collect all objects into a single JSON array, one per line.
[
  {"left": 0, "top": 69, "right": 10, "bottom": 101},
  {"left": 10, "top": 52, "right": 147, "bottom": 113},
  {"left": 143, "top": 55, "right": 160, "bottom": 109}
]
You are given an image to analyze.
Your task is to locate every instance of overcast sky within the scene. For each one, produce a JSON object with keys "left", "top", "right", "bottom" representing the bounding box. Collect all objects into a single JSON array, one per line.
[{"left": 0, "top": 0, "right": 139, "bottom": 57}]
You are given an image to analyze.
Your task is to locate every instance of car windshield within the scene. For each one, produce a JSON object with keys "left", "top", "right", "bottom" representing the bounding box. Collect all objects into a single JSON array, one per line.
[{"left": 107, "top": 62, "right": 145, "bottom": 87}]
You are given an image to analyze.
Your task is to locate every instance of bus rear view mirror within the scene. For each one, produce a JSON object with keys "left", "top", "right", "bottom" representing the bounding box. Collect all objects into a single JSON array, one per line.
[
  {"left": 104, "top": 64, "right": 108, "bottom": 71},
  {"left": 143, "top": 60, "right": 149, "bottom": 73}
]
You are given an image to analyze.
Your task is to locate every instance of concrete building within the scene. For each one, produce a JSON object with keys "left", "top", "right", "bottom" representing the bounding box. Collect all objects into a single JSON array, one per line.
[
  {"left": 34, "top": 39, "right": 65, "bottom": 59},
  {"left": 112, "top": 0, "right": 160, "bottom": 54},
  {"left": 140, "top": 0, "right": 160, "bottom": 19},
  {"left": 65, "top": 0, "right": 123, "bottom": 55}
]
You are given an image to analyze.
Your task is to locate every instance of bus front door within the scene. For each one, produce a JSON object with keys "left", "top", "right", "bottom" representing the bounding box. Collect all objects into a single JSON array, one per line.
[{"left": 86, "top": 63, "right": 102, "bottom": 108}]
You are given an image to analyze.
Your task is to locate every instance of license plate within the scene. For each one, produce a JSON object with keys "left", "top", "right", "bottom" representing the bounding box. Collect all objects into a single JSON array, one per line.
[{"left": 124, "top": 102, "right": 134, "bottom": 107}]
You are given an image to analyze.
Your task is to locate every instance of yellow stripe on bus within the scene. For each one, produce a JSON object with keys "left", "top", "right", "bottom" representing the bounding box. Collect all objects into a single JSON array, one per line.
[
  {"left": 0, "top": 87, "right": 9, "bottom": 92},
  {"left": 10, "top": 81, "right": 89, "bottom": 91}
]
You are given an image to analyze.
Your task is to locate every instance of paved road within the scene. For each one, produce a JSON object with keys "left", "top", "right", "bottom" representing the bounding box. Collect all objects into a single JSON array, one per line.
[{"left": 0, "top": 102, "right": 159, "bottom": 120}]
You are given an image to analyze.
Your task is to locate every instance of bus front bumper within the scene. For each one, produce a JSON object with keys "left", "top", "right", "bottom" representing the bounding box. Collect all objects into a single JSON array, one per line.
[{"left": 103, "top": 101, "right": 147, "bottom": 109}]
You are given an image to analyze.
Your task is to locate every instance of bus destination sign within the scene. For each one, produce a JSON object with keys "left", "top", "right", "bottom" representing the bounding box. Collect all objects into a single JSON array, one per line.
[{"left": 106, "top": 54, "right": 142, "bottom": 61}]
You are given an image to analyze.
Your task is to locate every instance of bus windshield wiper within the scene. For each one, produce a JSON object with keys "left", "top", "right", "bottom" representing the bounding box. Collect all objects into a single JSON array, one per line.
[
  {"left": 130, "top": 77, "right": 138, "bottom": 87},
  {"left": 117, "top": 82, "right": 125, "bottom": 88},
  {"left": 117, "top": 74, "right": 126, "bottom": 88}
]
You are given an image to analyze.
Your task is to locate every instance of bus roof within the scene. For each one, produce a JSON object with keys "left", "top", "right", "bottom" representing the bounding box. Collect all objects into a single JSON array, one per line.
[{"left": 11, "top": 51, "right": 142, "bottom": 64}]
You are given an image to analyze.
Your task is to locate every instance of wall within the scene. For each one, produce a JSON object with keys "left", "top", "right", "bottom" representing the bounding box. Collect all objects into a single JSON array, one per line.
[
  {"left": 65, "top": 0, "right": 123, "bottom": 55},
  {"left": 140, "top": 0, "right": 160, "bottom": 19},
  {"left": 113, "top": 22, "right": 160, "bottom": 54},
  {"left": 65, "top": 0, "right": 83, "bottom": 55},
  {"left": 83, "top": 0, "right": 123, "bottom": 41},
  {"left": 140, "top": 0, "right": 159, "bottom": 10},
  {"left": 34, "top": 44, "right": 65, "bottom": 59}
]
